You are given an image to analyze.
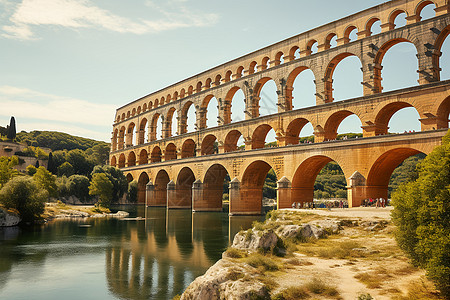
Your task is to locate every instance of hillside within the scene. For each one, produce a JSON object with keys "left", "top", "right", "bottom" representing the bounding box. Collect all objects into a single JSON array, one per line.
[{"left": 16, "top": 130, "right": 109, "bottom": 151}]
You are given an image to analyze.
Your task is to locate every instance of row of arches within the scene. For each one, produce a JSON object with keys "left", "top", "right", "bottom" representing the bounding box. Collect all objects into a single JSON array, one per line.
[
  {"left": 111, "top": 95, "right": 450, "bottom": 168},
  {"left": 127, "top": 144, "right": 430, "bottom": 211},
  {"left": 115, "top": 0, "right": 445, "bottom": 123},
  {"left": 112, "top": 27, "right": 450, "bottom": 150}
]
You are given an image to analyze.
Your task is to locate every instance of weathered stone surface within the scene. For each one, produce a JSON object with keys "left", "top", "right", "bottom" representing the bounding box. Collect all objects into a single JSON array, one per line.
[
  {"left": 232, "top": 229, "right": 278, "bottom": 252},
  {"left": 275, "top": 224, "right": 324, "bottom": 240},
  {"left": 180, "top": 258, "right": 266, "bottom": 300},
  {"left": 0, "top": 208, "right": 20, "bottom": 227},
  {"left": 310, "top": 219, "right": 341, "bottom": 234},
  {"left": 275, "top": 224, "right": 302, "bottom": 239}
]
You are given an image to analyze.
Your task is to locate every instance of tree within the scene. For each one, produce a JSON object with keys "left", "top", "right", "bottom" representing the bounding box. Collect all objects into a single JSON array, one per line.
[
  {"left": 0, "top": 156, "right": 19, "bottom": 187},
  {"left": 0, "top": 176, "right": 47, "bottom": 223},
  {"left": 91, "top": 165, "right": 127, "bottom": 203},
  {"left": 33, "top": 166, "right": 58, "bottom": 198},
  {"left": 66, "top": 149, "right": 93, "bottom": 176},
  {"left": 89, "top": 173, "right": 113, "bottom": 208},
  {"left": 392, "top": 131, "right": 450, "bottom": 298},
  {"left": 68, "top": 175, "right": 90, "bottom": 202},
  {"left": 26, "top": 164, "right": 37, "bottom": 176},
  {"left": 35, "top": 160, "right": 39, "bottom": 168},
  {"left": 57, "top": 162, "right": 74, "bottom": 177},
  {"left": 6, "top": 116, "right": 16, "bottom": 140},
  {"left": 127, "top": 180, "right": 138, "bottom": 203},
  {"left": 47, "top": 152, "right": 56, "bottom": 174}
]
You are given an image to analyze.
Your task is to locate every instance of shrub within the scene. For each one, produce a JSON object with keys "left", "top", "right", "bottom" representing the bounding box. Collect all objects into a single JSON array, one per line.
[
  {"left": 89, "top": 173, "right": 113, "bottom": 208},
  {"left": 68, "top": 175, "right": 91, "bottom": 202},
  {"left": 127, "top": 180, "right": 138, "bottom": 203},
  {"left": 0, "top": 176, "right": 47, "bottom": 223},
  {"left": 33, "top": 166, "right": 57, "bottom": 198},
  {"left": 272, "top": 286, "right": 309, "bottom": 300},
  {"left": 391, "top": 130, "right": 450, "bottom": 298},
  {"left": 305, "top": 278, "right": 339, "bottom": 296},
  {"left": 245, "top": 253, "right": 279, "bottom": 272}
]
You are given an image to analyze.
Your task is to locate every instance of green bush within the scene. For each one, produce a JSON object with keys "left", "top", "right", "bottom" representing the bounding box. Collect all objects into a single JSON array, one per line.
[
  {"left": 392, "top": 130, "right": 450, "bottom": 298},
  {"left": 68, "top": 175, "right": 91, "bottom": 202},
  {"left": 127, "top": 180, "right": 138, "bottom": 203},
  {"left": 33, "top": 166, "right": 57, "bottom": 198},
  {"left": 0, "top": 176, "right": 47, "bottom": 223},
  {"left": 89, "top": 173, "right": 113, "bottom": 208}
]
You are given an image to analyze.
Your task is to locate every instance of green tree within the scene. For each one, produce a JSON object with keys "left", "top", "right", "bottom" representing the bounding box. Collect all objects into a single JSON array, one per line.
[
  {"left": 56, "top": 176, "right": 70, "bottom": 198},
  {"left": 26, "top": 164, "right": 37, "bottom": 176},
  {"left": 89, "top": 173, "right": 113, "bottom": 208},
  {"left": 68, "top": 175, "right": 91, "bottom": 202},
  {"left": 57, "top": 162, "right": 74, "bottom": 177},
  {"left": 391, "top": 131, "right": 450, "bottom": 298},
  {"left": 47, "top": 152, "right": 56, "bottom": 174},
  {"left": 6, "top": 116, "right": 16, "bottom": 140},
  {"left": 127, "top": 180, "right": 138, "bottom": 203},
  {"left": 66, "top": 149, "right": 93, "bottom": 176},
  {"left": 91, "top": 165, "right": 127, "bottom": 203},
  {"left": 33, "top": 166, "right": 58, "bottom": 198},
  {"left": 0, "top": 156, "right": 19, "bottom": 187},
  {"left": 0, "top": 176, "right": 47, "bottom": 223}
]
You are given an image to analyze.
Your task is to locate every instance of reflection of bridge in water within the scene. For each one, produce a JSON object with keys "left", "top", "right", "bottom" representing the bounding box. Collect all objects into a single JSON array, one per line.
[
  {"left": 110, "top": 0, "right": 450, "bottom": 214},
  {"left": 105, "top": 208, "right": 258, "bottom": 299}
]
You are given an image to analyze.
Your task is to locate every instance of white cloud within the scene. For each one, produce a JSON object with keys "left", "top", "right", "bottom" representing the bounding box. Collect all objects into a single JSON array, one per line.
[
  {"left": 0, "top": 85, "right": 115, "bottom": 141},
  {"left": 1, "top": 0, "right": 219, "bottom": 40}
]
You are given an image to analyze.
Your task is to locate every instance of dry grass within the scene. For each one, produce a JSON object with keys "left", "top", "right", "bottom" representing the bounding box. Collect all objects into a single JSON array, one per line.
[
  {"left": 224, "top": 247, "right": 246, "bottom": 258},
  {"left": 304, "top": 278, "right": 340, "bottom": 297},
  {"left": 245, "top": 253, "right": 280, "bottom": 272},
  {"left": 272, "top": 286, "right": 309, "bottom": 300},
  {"left": 299, "top": 239, "right": 364, "bottom": 259},
  {"left": 391, "top": 278, "right": 442, "bottom": 300}
]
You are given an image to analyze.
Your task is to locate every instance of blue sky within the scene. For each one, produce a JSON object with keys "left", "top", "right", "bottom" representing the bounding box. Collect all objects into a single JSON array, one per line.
[{"left": 0, "top": 0, "right": 448, "bottom": 142}]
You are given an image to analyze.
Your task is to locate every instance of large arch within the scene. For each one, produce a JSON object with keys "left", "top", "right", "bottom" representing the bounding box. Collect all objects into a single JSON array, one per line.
[
  {"left": 235, "top": 160, "right": 274, "bottom": 214},
  {"left": 126, "top": 122, "right": 136, "bottom": 147},
  {"left": 181, "top": 139, "right": 196, "bottom": 158},
  {"left": 437, "top": 96, "right": 450, "bottom": 129},
  {"left": 127, "top": 151, "right": 136, "bottom": 167},
  {"left": 253, "top": 77, "right": 277, "bottom": 117},
  {"left": 251, "top": 124, "right": 274, "bottom": 149},
  {"left": 198, "top": 164, "right": 230, "bottom": 211},
  {"left": 151, "top": 146, "right": 162, "bottom": 163},
  {"left": 138, "top": 118, "right": 148, "bottom": 145},
  {"left": 137, "top": 172, "right": 149, "bottom": 204},
  {"left": 165, "top": 143, "right": 177, "bottom": 161},
  {"left": 139, "top": 149, "right": 148, "bottom": 165},
  {"left": 180, "top": 101, "right": 195, "bottom": 134},
  {"left": 110, "top": 156, "right": 116, "bottom": 167},
  {"left": 291, "top": 155, "right": 335, "bottom": 205},
  {"left": 286, "top": 66, "right": 316, "bottom": 109},
  {"left": 434, "top": 24, "right": 450, "bottom": 81},
  {"left": 152, "top": 170, "right": 170, "bottom": 206},
  {"left": 373, "top": 38, "right": 418, "bottom": 93},
  {"left": 366, "top": 148, "right": 423, "bottom": 200},
  {"left": 151, "top": 113, "right": 161, "bottom": 141},
  {"left": 167, "top": 107, "right": 178, "bottom": 137},
  {"left": 323, "top": 110, "right": 362, "bottom": 141},
  {"left": 118, "top": 153, "right": 125, "bottom": 168},
  {"left": 174, "top": 167, "right": 195, "bottom": 208},
  {"left": 224, "top": 86, "right": 245, "bottom": 124},
  {"left": 118, "top": 126, "right": 125, "bottom": 149},
  {"left": 201, "top": 134, "right": 217, "bottom": 155},
  {"left": 324, "top": 53, "right": 362, "bottom": 102},
  {"left": 224, "top": 130, "right": 243, "bottom": 152}
]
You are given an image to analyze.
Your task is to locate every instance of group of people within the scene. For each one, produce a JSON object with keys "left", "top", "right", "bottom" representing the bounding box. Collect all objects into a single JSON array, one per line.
[
  {"left": 362, "top": 197, "right": 387, "bottom": 208},
  {"left": 291, "top": 200, "right": 347, "bottom": 209}
]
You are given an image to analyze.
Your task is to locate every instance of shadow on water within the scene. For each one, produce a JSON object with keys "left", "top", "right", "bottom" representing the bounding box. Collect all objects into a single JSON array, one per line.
[{"left": 0, "top": 206, "right": 264, "bottom": 300}]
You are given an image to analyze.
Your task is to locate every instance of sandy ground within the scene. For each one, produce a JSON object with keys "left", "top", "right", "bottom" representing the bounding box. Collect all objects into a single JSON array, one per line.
[{"left": 282, "top": 206, "right": 394, "bottom": 220}]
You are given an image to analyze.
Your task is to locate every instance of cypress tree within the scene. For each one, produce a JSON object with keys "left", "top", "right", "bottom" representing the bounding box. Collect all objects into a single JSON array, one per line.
[
  {"left": 47, "top": 152, "right": 56, "bottom": 174},
  {"left": 35, "top": 160, "right": 40, "bottom": 168},
  {"left": 6, "top": 116, "right": 16, "bottom": 140}
]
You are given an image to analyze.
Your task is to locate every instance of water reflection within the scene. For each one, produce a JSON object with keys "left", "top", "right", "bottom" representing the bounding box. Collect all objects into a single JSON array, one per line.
[{"left": 0, "top": 207, "right": 262, "bottom": 300}]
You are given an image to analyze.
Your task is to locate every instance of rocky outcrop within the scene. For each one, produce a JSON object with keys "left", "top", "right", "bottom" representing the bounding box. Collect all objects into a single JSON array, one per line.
[
  {"left": 232, "top": 229, "right": 278, "bottom": 252},
  {"left": 180, "top": 258, "right": 269, "bottom": 300},
  {"left": 275, "top": 223, "right": 325, "bottom": 240},
  {"left": 0, "top": 208, "right": 20, "bottom": 226}
]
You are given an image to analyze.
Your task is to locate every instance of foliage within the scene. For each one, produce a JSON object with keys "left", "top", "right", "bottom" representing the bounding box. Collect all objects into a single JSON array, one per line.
[
  {"left": 84, "top": 143, "right": 110, "bottom": 165},
  {"left": 391, "top": 131, "right": 450, "bottom": 298},
  {"left": 21, "top": 146, "right": 49, "bottom": 159},
  {"left": 91, "top": 165, "right": 127, "bottom": 203},
  {"left": 66, "top": 149, "right": 94, "bottom": 176},
  {"left": 0, "top": 156, "right": 19, "bottom": 188},
  {"left": 388, "top": 153, "right": 425, "bottom": 196},
  {"left": 7, "top": 116, "right": 16, "bottom": 140},
  {"left": 57, "top": 162, "right": 74, "bottom": 177},
  {"left": 314, "top": 162, "right": 347, "bottom": 199},
  {"left": 263, "top": 169, "right": 277, "bottom": 199},
  {"left": 89, "top": 173, "right": 113, "bottom": 208},
  {"left": 16, "top": 130, "right": 109, "bottom": 152},
  {"left": 68, "top": 175, "right": 91, "bottom": 202},
  {"left": 47, "top": 152, "right": 56, "bottom": 174},
  {"left": 127, "top": 180, "right": 138, "bottom": 203},
  {"left": 55, "top": 176, "right": 70, "bottom": 198},
  {"left": 26, "top": 164, "right": 37, "bottom": 176},
  {"left": 33, "top": 166, "right": 58, "bottom": 198},
  {"left": 0, "top": 176, "right": 47, "bottom": 223},
  {"left": 245, "top": 253, "right": 279, "bottom": 272}
]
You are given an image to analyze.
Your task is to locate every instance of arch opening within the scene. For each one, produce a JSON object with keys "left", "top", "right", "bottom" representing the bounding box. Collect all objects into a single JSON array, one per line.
[
  {"left": 151, "top": 146, "right": 162, "bottom": 163},
  {"left": 330, "top": 55, "right": 363, "bottom": 101},
  {"left": 201, "top": 134, "right": 218, "bottom": 155},
  {"left": 139, "top": 149, "right": 148, "bottom": 165},
  {"left": 127, "top": 151, "right": 136, "bottom": 167},
  {"left": 126, "top": 123, "right": 136, "bottom": 147},
  {"left": 174, "top": 167, "right": 195, "bottom": 209},
  {"left": 181, "top": 139, "right": 196, "bottom": 158},
  {"left": 137, "top": 172, "right": 149, "bottom": 204},
  {"left": 110, "top": 156, "right": 117, "bottom": 167},
  {"left": 118, "top": 154, "right": 125, "bottom": 168},
  {"left": 138, "top": 118, "right": 148, "bottom": 144},
  {"left": 200, "top": 164, "right": 231, "bottom": 212},
  {"left": 254, "top": 78, "right": 278, "bottom": 117},
  {"left": 324, "top": 110, "right": 362, "bottom": 141},
  {"left": 227, "top": 87, "right": 245, "bottom": 123},
  {"left": 165, "top": 143, "right": 177, "bottom": 161},
  {"left": 251, "top": 124, "right": 276, "bottom": 149},
  {"left": 417, "top": 1, "right": 436, "bottom": 20},
  {"left": 285, "top": 118, "right": 315, "bottom": 145},
  {"left": 374, "top": 103, "right": 421, "bottom": 134},
  {"left": 153, "top": 170, "right": 170, "bottom": 206},
  {"left": 224, "top": 130, "right": 243, "bottom": 152},
  {"left": 287, "top": 67, "right": 316, "bottom": 110}
]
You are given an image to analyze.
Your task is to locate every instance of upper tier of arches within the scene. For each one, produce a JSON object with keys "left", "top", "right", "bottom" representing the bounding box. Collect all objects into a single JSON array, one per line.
[{"left": 114, "top": 0, "right": 448, "bottom": 123}]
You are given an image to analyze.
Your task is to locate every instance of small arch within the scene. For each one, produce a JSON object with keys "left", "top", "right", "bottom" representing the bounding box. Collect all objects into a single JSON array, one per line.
[
  {"left": 201, "top": 134, "right": 217, "bottom": 155},
  {"left": 132, "top": 108, "right": 136, "bottom": 116},
  {"left": 160, "top": 97, "right": 166, "bottom": 106},
  {"left": 214, "top": 74, "right": 222, "bottom": 86},
  {"left": 289, "top": 46, "right": 300, "bottom": 60},
  {"left": 261, "top": 57, "right": 270, "bottom": 70},
  {"left": 224, "top": 130, "right": 243, "bottom": 152},
  {"left": 110, "top": 156, "right": 117, "bottom": 167},
  {"left": 389, "top": 9, "right": 407, "bottom": 28},
  {"left": 165, "top": 143, "right": 177, "bottom": 161},
  {"left": 180, "top": 88, "right": 186, "bottom": 98},
  {"left": 307, "top": 40, "right": 318, "bottom": 55},
  {"left": 151, "top": 146, "right": 162, "bottom": 163},
  {"left": 236, "top": 66, "right": 244, "bottom": 79},
  {"left": 121, "top": 113, "right": 125, "bottom": 121},
  {"left": 366, "top": 17, "right": 381, "bottom": 35},
  {"left": 416, "top": 1, "right": 436, "bottom": 20},
  {"left": 188, "top": 85, "right": 194, "bottom": 95},
  {"left": 139, "top": 149, "right": 148, "bottom": 165},
  {"left": 181, "top": 139, "right": 196, "bottom": 158},
  {"left": 274, "top": 51, "right": 284, "bottom": 65},
  {"left": 224, "top": 70, "right": 232, "bottom": 82},
  {"left": 142, "top": 103, "right": 147, "bottom": 112},
  {"left": 126, "top": 173, "right": 133, "bottom": 183},
  {"left": 324, "top": 33, "right": 337, "bottom": 49},
  {"left": 149, "top": 101, "right": 153, "bottom": 110},
  {"left": 127, "top": 151, "right": 136, "bottom": 167},
  {"left": 205, "top": 78, "right": 212, "bottom": 89},
  {"left": 126, "top": 111, "right": 131, "bottom": 118},
  {"left": 118, "top": 153, "right": 126, "bottom": 168},
  {"left": 173, "top": 91, "right": 179, "bottom": 101},
  {"left": 166, "top": 94, "right": 172, "bottom": 104},
  {"left": 137, "top": 106, "right": 141, "bottom": 114},
  {"left": 196, "top": 81, "right": 202, "bottom": 93},
  {"left": 115, "top": 115, "right": 121, "bottom": 123},
  {"left": 249, "top": 61, "right": 257, "bottom": 74},
  {"left": 344, "top": 25, "right": 358, "bottom": 43}
]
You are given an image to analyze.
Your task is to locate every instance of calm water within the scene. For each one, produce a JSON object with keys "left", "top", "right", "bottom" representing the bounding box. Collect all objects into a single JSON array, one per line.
[{"left": 0, "top": 206, "right": 263, "bottom": 300}]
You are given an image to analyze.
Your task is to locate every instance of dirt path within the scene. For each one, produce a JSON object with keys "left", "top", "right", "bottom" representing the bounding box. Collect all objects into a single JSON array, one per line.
[{"left": 282, "top": 207, "right": 393, "bottom": 220}]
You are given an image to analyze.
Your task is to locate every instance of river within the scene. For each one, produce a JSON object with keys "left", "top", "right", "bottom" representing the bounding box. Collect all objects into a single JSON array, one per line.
[{"left": 0, "top": 206, "right": 263, "bottom": 300}]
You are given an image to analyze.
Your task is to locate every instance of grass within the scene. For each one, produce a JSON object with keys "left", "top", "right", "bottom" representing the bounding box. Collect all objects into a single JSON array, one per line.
[
  {"left": 272, "top": 279, "right": 340, "bottom": 300},
  {"left": 272, "top": 286, "right": 309, "bottom": 300},
  {"left": 245, "top": 253, "right": 280, "bottom": 272},
  {"left": 300, "top": 239, "right": 363, "bottom": 259},
  {"left": 354, "top": 267, "right": 391, "bottom": 289},
  {"left": 304, "top": 278, "right": 339, "bottom": 297},
  {"left": 225, "top": 247, "right": 246, "bottom": 258}
]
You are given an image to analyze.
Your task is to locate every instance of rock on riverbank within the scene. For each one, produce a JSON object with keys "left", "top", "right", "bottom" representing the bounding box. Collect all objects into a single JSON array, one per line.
[{"left": 0, "top": 208, "right": 20, "bottom": 226}]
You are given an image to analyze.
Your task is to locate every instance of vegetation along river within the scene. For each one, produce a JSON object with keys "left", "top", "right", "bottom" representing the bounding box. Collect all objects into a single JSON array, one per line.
[{"left": 0, "top": 206, "right": 263, "bottom": 300}]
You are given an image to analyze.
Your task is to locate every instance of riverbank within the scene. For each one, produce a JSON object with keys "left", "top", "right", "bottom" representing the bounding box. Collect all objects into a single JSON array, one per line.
[
  {"left": 42, "top": 202, "right": 129, "bottom": 220},
  {"left": 179, "top": 209, "right": 442, "bottom": 299}
]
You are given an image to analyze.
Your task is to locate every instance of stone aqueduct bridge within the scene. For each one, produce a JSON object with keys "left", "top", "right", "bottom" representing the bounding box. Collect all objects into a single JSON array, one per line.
[{"left": 110, "top": 0, "right": 450, "bottom": 214}]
